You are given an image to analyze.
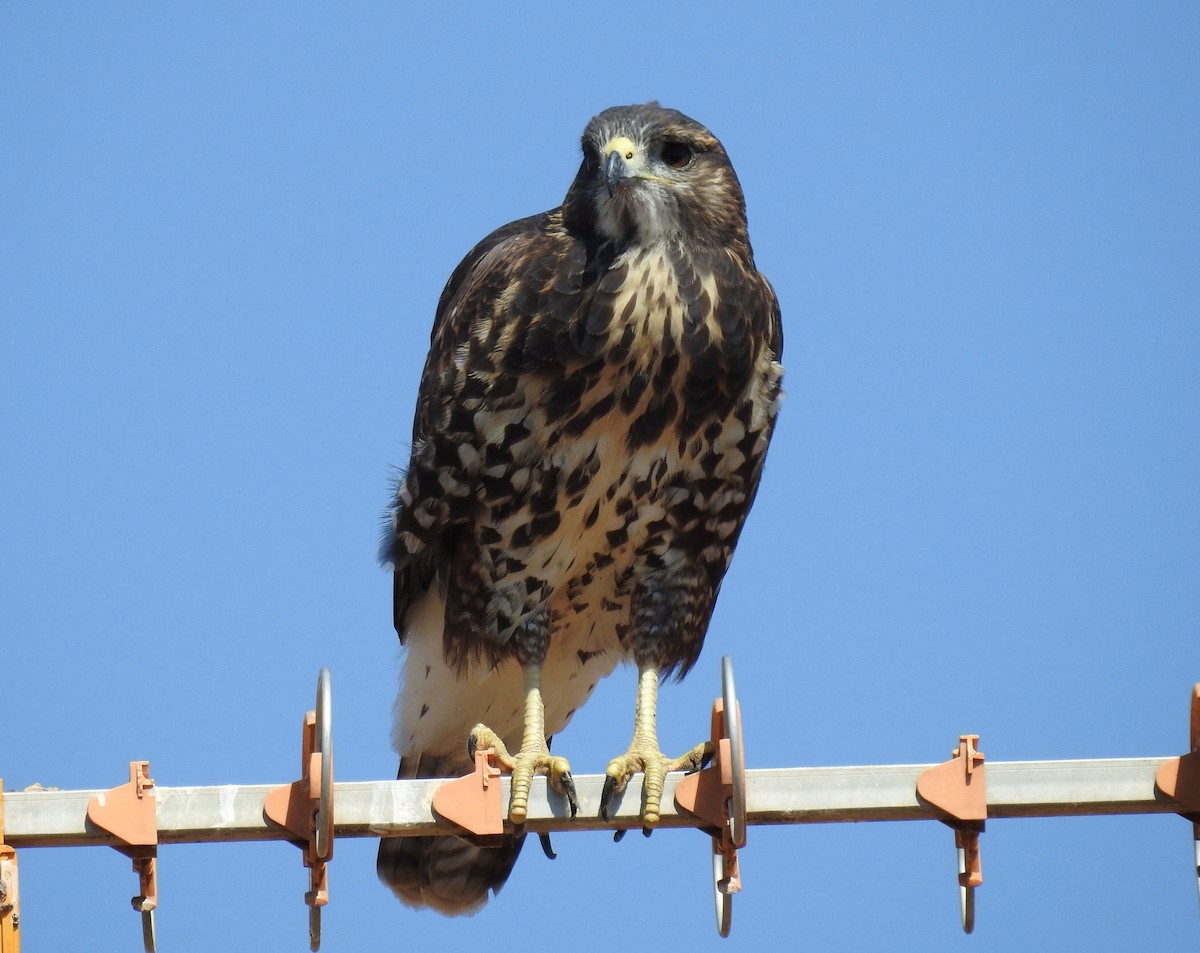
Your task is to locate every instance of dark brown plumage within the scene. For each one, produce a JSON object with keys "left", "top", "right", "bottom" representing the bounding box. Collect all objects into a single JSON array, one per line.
[{"left": 378, "top": 102, "right": 783, "bottom": 914}]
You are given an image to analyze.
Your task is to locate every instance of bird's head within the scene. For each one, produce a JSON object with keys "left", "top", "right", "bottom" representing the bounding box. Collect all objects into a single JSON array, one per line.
[{"left": 563, "top": 103, "right": 750, "bottom": 247}]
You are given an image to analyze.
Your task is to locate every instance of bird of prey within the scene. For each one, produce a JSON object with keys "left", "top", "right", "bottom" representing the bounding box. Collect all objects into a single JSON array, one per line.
[{"left": 378, "top": 102, "right": 783, "bottom": 914}]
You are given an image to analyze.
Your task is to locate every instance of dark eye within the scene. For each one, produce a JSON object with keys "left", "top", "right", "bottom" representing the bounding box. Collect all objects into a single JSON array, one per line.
[{"left": 660, "top": 140, "right": 693, "bottom": 169}]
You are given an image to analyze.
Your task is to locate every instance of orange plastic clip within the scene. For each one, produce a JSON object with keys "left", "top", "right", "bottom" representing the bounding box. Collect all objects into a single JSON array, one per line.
[
  {"left": 1153, "top": 684, "right": 1200, "bottom": 903},
  {"left": 674, "top": 699, "right": 743, "bottom": 837},
  {"left": 87, "top": 761, "right": 158, "bottom": 952},
  {"left": 917, "top": 734, "right": 986, "bottom": 933},
  {"left": 1, "top": 782, "right": 20, "bottom": 953},
  {"left": 431, "top": 747, "right": 506, "bottom": 837}
]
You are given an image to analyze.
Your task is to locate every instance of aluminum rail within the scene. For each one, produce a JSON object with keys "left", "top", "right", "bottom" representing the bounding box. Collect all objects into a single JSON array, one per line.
[{"left": 2, "top": 757, "right": 1185, "bottom": 849}]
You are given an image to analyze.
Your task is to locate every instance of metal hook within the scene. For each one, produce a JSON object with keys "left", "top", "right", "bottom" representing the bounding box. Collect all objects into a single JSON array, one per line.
[
  {"left": 133, "top": 855, "right": 157, "bottom": 952},
  {"left": 1193, "top": 830, "right": 1200, "bottom": 909},
  {"left": 675, "top": 656, "right": 747, "bottom": 937},
  {"left": 264, "top": 668, "right": 334, "bottom": 952},
  {"left": 956, "top": 828, "right": 981, "bottom": 933}
]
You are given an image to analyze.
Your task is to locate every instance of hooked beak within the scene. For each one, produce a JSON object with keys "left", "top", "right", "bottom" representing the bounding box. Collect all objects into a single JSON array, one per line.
[
  {"left": 602, "top": 136, "right": 639, "bottom": 197},
  {"left": 604, "top": 149, "right": 628, "bottom": 197}
]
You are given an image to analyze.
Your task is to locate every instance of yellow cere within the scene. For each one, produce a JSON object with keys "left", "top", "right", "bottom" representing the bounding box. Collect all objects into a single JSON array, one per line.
[{"left": 604, "top": 136, "right": 638, "bottom": 160}]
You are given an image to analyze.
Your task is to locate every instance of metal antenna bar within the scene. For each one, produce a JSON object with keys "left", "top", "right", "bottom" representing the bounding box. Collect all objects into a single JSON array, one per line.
[{"left": 1, "top": 756, "right": 1181, "bottom": 848}]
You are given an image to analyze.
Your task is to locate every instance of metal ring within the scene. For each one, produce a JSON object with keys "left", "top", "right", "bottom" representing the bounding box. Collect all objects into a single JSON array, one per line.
[
  {"left": 314, "top": 667, "right": 333, "bottom": 860},
  {"left": 712, "top": 840, "right": 732, "bottom": 938},
  {"left": 958, "top": 846, "right": 975, "bottom": 934},
  {"left": 721, "top": 656, "right": 746, "bottom": 848}
]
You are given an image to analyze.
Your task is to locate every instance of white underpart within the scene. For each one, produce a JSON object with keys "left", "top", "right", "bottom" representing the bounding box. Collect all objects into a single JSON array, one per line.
[{"left": 393, "top": 585, "right": 620, "bottom": 764}]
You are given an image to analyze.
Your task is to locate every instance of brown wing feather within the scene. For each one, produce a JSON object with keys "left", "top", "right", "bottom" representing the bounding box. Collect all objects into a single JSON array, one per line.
[{"left": 386, "top": 210, "right": 577, "bottom": 639}]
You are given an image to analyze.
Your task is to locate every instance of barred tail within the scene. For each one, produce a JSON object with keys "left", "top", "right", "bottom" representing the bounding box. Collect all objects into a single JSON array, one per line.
[{"left": 376, "top": 754, "right": 524, "bottom": 915}]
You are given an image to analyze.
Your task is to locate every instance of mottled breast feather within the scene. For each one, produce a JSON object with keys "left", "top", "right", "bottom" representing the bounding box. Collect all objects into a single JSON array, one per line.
[{"left": 386, "top": 129, "right": 782, "bottom": 678}]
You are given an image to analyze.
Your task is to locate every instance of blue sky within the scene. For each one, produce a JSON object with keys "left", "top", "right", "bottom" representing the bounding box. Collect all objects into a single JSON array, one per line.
[{"left": 3, "top": 3, "right": 1198, "bottom": 950}]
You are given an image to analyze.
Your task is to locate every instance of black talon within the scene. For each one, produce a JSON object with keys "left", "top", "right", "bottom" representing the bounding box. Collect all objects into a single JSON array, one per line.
[
  {"left": 600, "top": 774, "right": 617, "bottom": 821},
  {"left": 539, "top": 833, "right": 557, "bottom": 860},
  {"left": 466, "top": 732, "right": 477, "bottom": 761},
  {"left": 612, "top": 829, "right": 626, "bottom": 843},
  {"left": 642, "top": 826, "right": 652, "bottom": 838},
  {"left": 562, "top": 772, "right": 579, "bottom": 819}
]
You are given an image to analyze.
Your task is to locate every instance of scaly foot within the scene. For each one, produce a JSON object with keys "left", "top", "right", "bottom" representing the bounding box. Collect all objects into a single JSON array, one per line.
[
  {"left": 599, "top": 658, "right": 713, "bottom": 830},
  {"left": 601, "top": 738, "right": 712, "bottom": 829},
  {"left": 468, "top": 724, "right": 578, "bottom": 825},
  {"left": 466, "top": 662, "right": 578, "bottom": 825}
]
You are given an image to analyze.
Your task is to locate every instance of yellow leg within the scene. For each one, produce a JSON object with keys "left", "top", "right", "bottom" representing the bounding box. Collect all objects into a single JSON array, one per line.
[
  {"left": 469, "top": 665, "right": 577, "bottom": 824},
  {"left": 600, "top": 660, "right": 712, "bottom": 829}
]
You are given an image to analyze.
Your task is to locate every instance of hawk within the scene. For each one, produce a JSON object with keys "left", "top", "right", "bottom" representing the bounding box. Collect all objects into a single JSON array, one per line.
[{"left": 378, "top": 103, "right": 784, "bottom": 914}]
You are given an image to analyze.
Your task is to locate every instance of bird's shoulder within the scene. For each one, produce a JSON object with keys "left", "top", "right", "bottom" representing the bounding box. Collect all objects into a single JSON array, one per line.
[{"left": 428, "top": 207, "right": 576, "bottom": 345}]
